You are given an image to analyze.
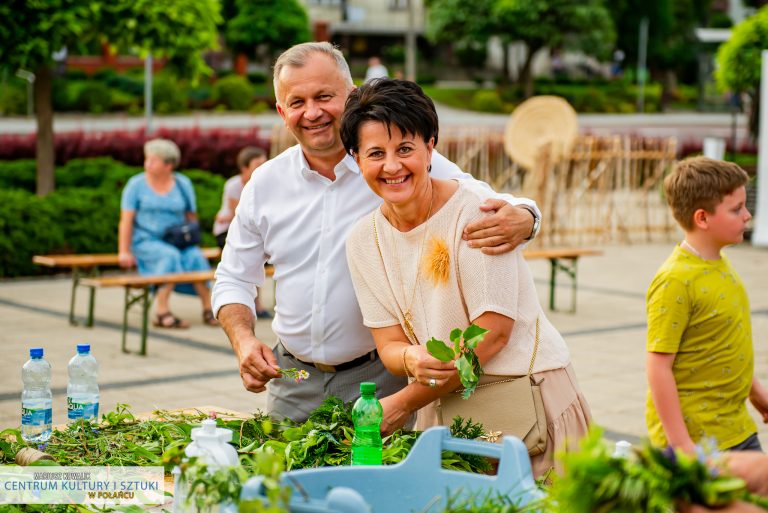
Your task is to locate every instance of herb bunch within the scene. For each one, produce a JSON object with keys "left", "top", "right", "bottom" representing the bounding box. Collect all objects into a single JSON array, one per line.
[
  {"left": 427, "top": 324, "right": 488, "bottom": 399},
  {"left": 548, "top": 427, "right": 767, "bottom": 513}
]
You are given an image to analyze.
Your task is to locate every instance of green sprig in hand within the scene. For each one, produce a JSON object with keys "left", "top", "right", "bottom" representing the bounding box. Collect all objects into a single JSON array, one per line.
[
  {"left": 426, "top": 324, "right": 488, "bottom": 399},
  {"left": 278, "top": 367, "right": 310, "bottom": 383}
]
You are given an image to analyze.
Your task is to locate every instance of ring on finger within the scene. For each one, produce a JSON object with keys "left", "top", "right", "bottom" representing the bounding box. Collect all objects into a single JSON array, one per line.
[{"left": 428, "top": 378, "right": 437, "bottom": 388}]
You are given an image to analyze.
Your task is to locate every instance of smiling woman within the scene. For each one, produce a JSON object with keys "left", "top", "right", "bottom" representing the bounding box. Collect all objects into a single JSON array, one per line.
[{"left": 341, "top": 79, "right": 592, "bottom": 478}]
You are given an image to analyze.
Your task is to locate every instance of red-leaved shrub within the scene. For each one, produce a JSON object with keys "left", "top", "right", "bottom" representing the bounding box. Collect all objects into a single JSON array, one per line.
[{"left": 0, "top": 127, "right": 270, "bottom": 177}]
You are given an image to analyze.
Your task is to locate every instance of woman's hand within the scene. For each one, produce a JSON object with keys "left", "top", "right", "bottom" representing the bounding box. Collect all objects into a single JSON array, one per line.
[
  {"left": 118, "top": 251, "right": 135, "bottom": 268},
  {"left": 404, "top": 344, "right": 456, "bottom": 388},
  {"left": 379, "top": 394, "right": 412, "bottom": 435}
]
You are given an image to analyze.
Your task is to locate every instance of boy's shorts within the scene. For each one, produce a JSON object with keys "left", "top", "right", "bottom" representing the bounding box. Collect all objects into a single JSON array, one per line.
[{"left": 727, "top": 432, "right": 763, "bottom": 452}]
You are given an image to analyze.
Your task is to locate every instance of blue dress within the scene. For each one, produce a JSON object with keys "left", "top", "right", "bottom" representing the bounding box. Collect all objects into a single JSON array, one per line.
[{"left": 120, "top": 173, "right": 210, "bottom": 293}]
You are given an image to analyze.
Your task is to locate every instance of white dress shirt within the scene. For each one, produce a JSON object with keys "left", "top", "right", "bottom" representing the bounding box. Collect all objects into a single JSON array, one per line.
[{"left": 212, "top": 144, "right": 539, "bottom": 366}]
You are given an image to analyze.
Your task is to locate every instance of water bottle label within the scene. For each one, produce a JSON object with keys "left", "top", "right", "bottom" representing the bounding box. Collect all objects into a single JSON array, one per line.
[
  {"left": 67, "top": 398, "right": 99, "bottom": 421},
  {"left": 21, "top": 406, "right": 52, "bottom": 427}
]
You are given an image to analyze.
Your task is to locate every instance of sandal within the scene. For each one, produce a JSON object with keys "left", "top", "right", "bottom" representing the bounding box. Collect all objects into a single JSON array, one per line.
[
  {"left": 202, "top": 309, "right": 219, "bottom": 327},
  {"left": 153, "top": 312, "right": 189, "bottom": 329}
]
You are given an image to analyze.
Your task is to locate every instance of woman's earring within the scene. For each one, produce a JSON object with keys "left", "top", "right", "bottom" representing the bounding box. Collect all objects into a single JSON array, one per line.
[{"left": 428, "top": 164, "right": 432, "bottom": 173}]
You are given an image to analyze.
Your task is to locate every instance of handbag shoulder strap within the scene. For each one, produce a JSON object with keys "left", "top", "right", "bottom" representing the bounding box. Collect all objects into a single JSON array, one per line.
[
  {"left": 372, "top": 211, "right": 417, "bottom": 345},
  {"left": 174, "top": 173, "right": 192, "bottom": 212},
  {"left": 528, "top": 316, "right": 540, "bottom": 376}
]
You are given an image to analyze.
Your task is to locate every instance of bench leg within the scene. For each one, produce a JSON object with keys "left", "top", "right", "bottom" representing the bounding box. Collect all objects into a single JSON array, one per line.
[
  {"left": 548, "top": 259, "right": 557, "bottom": 311},
  {"left": 140, "top": 289, "right": 150, "bottom": 356},
  {"left": 121, "top": 287, "right": 130, "bottom": 354},
  {"left": 70, "top": 267, "right": 99, "bottom": 327},
  {"left": 548, "top": 258, "right": 579, "bottom": 313},
  {"left": 69, "top": 268, "right": 81, "bottom": 326},
  {"left": 122, "top": 287, "right": 152, "bottom": 356},
  {"left": 86, "top": 282, "right": 96, "bottom": 327}
]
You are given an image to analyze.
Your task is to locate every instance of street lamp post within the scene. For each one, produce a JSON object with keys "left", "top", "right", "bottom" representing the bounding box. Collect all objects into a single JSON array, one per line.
[{"left": 15, "top": 69, "right": 35, "bottom": 117}]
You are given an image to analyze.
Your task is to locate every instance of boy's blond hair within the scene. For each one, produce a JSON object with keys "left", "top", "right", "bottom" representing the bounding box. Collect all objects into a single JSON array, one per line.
[{"left": 664, "top": 156, "right": 749, "bottom": 231}]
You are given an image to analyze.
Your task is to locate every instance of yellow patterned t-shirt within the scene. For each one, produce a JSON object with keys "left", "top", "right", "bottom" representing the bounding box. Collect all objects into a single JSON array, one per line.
[{"left": 645, "top": 245, "right": 756, "bottom": 449}]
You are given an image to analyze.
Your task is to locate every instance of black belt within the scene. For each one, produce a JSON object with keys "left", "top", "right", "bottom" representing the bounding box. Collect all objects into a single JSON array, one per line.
[{"left": 287, "top": 348, "right": 378, "bottom": 373}]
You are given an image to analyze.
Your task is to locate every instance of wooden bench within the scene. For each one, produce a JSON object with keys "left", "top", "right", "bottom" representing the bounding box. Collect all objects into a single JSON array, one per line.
[
  {"left": 81, "top": 270, "right": 217, "bottom": 356},
  {"left": 32, "top": 248, "right": 221, "bottom": 327},
  {"left": 523, "top": 248, "right": 603, "bottom": 313},
  {"left": 79, "top": 265, "right": 276, "bottom": 356}
]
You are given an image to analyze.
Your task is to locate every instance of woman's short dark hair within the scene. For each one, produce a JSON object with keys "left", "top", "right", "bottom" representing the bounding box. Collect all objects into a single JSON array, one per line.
[{"left": 340, "top": 78, "right": 439, "bottom": 156}]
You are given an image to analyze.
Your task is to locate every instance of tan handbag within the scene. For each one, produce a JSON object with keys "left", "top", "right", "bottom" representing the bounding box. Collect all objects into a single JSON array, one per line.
[{"left": 437, "top": 317, "right": 548, "bottom": 456}]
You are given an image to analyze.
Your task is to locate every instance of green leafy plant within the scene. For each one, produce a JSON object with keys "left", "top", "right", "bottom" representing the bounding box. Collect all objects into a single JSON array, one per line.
[
  {"left": 548, "top": 426, "right": 767, "bottom": 513},
  {"left": 427, "top": 324, "right": 489, "bottom": 398}
]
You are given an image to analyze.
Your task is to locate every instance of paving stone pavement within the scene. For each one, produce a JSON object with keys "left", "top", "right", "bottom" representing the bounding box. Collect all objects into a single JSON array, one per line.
[{"left": 1, "top": 242, "right": 766, "bottom": 449}]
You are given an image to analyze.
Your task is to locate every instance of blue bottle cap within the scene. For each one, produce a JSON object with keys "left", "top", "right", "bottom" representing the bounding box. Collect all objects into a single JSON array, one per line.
[
  {"left": 77, "top": 344, "right": 90, "bottom": 353},
  {"left": 30, "top": 348, "right": 43, "bottom": 358}
]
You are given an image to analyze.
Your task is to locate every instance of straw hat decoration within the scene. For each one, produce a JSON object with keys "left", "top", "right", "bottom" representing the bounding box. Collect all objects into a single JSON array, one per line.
[{"left": 503, "top": 95, "right": 579, "bottom": 171}]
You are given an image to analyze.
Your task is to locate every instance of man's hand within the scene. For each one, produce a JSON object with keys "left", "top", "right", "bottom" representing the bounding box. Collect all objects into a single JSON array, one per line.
[
  {"left": 236, "top": 335, "right": 280, "bottom": 393},
  {"left": 462, "top": 200, "right": 535, "bottom": 255},
  {"left": 219, "top": 303, "right": 280, "bottom": 393},
  {"left": 379, "top": 393, "right": 411, "bottom": 436}
]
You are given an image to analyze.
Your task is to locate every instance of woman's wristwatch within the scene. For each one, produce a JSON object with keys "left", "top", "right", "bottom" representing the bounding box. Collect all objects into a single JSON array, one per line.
[{"left": 521, "top": 206, "right": 541, "bottom": 241}]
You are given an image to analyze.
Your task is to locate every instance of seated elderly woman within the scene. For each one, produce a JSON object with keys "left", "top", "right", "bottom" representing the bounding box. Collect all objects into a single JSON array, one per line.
[
  {"left": 341, "top": 79, "right": 591, "bottom": 477},
  {"left": 118, "top": 138, "right": 218, "bottom": 328}
]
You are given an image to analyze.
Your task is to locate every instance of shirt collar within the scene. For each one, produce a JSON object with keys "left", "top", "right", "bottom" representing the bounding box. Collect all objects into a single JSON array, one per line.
[{"left": 298, "top": 148, "right": 360, "bottom": 180}]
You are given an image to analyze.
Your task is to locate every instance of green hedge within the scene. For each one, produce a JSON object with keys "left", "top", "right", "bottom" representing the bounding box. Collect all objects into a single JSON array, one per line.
[{"left": 0, "top": 158, "right": 224, "bottom": 277}]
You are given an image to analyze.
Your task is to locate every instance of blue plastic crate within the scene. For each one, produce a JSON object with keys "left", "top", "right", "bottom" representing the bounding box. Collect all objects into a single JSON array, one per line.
[{"left": 241, "top": 426, "right": 544, "bottom": 513}]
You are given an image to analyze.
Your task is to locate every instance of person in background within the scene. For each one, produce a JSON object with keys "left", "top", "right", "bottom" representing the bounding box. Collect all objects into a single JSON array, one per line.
[
  {"left": 364, "top": 56, "right": 388, "bottom": 83},
  {"left": 213, "top": 146, "right": 272, "bottom": 318},
  {"left": 212, "top": 42, "right": 541, "bottom": 425},
  {"left": 118, "top": 138, "right": 218, "bottom": 328},
  {"left": 646, "top": 156, "right": 768, "bottom": 454}
]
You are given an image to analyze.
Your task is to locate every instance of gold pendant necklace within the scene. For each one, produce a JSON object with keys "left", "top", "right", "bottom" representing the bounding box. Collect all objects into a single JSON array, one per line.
[
  {"left": 390, "top": 187, "right": 434, "bottom": 344},
  {"left": 372, "top": 183, "right": 434, "bottom": 345}
]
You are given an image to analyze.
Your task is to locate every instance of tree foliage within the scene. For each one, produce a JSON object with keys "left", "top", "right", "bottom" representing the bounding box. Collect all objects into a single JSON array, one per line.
[
  {"left": 426, "top": 0, "right": 615, "bottom": 96},
  {"left": 0, "top": 0, "right": 221, "bottom": 195},
  {"left": 716, "top": 7, "right": 768, "bottom": 94},
  {"left": 716, "top": 6, "right": 768, "bottom": 138},
  {"left": 494, "top": 0, "right": 615, "bottom": 60},
  {"left": 224, "top": 0, "right": 310, "bottom": 61},
  {"left": 610, "top": 0, "right": 710, "bottom": 85}
]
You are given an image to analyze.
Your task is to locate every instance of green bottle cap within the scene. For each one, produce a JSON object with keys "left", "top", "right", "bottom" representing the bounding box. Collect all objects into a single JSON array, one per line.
[{"left": 360, "top": 382, "right": 376, "bottom": 395}]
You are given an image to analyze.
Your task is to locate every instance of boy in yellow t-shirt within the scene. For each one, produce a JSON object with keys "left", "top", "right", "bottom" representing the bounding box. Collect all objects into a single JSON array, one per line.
[{"left": 646, "top": 156, "right": 768, "bottom": 453}]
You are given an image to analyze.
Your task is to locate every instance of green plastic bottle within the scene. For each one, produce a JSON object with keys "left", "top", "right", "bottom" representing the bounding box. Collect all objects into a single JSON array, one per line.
[{"left": 351, "top": 382, "right": 383, "bottom": 465}]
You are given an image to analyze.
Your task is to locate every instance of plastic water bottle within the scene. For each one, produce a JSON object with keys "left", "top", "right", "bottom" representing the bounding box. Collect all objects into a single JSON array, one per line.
[
  {"left": 67, "top": 344, "right": 99, "bottom": 422},
  {"left": 21, "top": 348, "right": 52, "bottom": 442},
  {"left": 351, "top": 382, "right": 383, "bottom": 465}
]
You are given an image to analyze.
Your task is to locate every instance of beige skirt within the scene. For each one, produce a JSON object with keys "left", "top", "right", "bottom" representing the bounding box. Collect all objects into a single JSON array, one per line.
[{"left": 416, "top": 363, "right": 592, "bottom": 479}]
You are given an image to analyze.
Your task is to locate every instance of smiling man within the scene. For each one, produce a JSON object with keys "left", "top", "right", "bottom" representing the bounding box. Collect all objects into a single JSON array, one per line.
[{"left": 212, "top": 42, "right": 542, "bottom": 426}]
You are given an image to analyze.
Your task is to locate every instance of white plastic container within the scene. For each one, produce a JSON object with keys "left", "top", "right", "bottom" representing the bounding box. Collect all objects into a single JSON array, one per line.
[{"left": 173, "top": 419, "right": 239, "bottom": 512}]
